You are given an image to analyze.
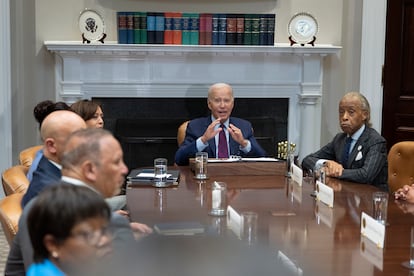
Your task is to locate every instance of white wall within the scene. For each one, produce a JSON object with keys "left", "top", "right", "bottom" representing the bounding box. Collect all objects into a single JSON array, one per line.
[{"left": 7, "top": 0, "right": 372, "bottom": 168}]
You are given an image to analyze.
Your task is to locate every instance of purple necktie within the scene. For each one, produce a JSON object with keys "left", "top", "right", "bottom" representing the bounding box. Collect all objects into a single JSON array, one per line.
[{"left": 218, "top": 124, "right": 229, "bottom": 158}]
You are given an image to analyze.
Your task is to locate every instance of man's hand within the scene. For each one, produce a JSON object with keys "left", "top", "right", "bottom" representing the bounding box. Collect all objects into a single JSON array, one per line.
[
  {"left": 395, "top": 184, "right": 414, "bottom": 202},
  {"left": 200, "top": 119, "right": 222, "bottom": 144},
  {"left": 228, "top": 123, "right": 247, "bottom": 147},
  {"left": 323, "top": 160, "right": 344, "bottom": 178}
]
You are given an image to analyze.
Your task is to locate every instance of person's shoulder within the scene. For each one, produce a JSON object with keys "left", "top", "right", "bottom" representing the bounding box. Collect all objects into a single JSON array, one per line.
[
  {"left": 363, "top": 127, "right": 386, "bottom": 142},
  {"left": 230, "top": 117, "right": 251, "bottom": 125}
]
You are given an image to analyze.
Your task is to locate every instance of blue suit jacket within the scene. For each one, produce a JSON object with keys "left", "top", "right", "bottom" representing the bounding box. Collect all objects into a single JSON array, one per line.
[
  {"left": 21, "top": 156, "right": 61, "bottom": 207},
  {"left": 175, "top": 116, "right": 266, "bottom": 165},
  {"left": 301, "top": 126, "right": 388, "bottom": 191}
]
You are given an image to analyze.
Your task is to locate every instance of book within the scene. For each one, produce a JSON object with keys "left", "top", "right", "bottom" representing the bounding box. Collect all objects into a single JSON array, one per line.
[
  {"left": 139, "top": 12, "right": 147, "bottom": 44},
  {"left": 218, "top": 14, "right": 227, "bottom": 45},
  {"left": 243, "top": 14, "right": 252, "bottom": 45},
  {"left": 189, "top": 13, "right": 199, "bottom": 45},
  {"left": 126, "top": 168, "right": 180, "bottom": 186},
  {"left": 155, "top": 12, "right": 165, "bottom": 44},
  {"left": 117, "top": 12, "right": 127, "bottom": 44},
  {"left": 126, "top": 12, "right": 134, "bottom": 44},
  {"left": 133, "top": 12, "right": 141, "bottom": 44},
  {"left": 181, "top": 13, "right": 191, "bottom": 45},
  {"left": 251, "top": 14, "right": 260, "bottom": 45},
  {"left": 199, "top": 13, "right": 207, "bottom": 45},
  {"left": 205, "top": 13, "right": 212, "bottom": 45},
  {"left": 267, "top": 14, "right": 276, "bottom": 46},
  {"left": 147, "top": 12, "right": 156, "bottom": 44},
  {"left": 236, "top": 14, "right": 244, "bottom": 45},
  {"left": 154, "top": 221, "right": 205, "bottom": 236},
  {"left": 211, "top": 13, "right": 220, "bottom": 45},
  {"left": 164, "top": 12, "right": 174, "bottom": 44},
  {"left": 171, "top": 12, "right": 182, "bottom": 44},
  {"left": 259, "top": 14, "right": 267, "bottom": 46},
  {"left": 226, "top": 14, "right": 237, "bottom": 45}
]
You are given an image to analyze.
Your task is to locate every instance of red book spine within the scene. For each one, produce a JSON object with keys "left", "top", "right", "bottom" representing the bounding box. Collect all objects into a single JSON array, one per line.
[
  {"left": 199, "top": 13, "right": 207, "bottom": 45},
  {"left": 205, "top": 14, "right": 212, "bottom": 45},
  {"left": 172, "top": 12, "right": 182, "bottom": 45},
  {"left": 164, "top": 12, "right": 174, "bottom": 44}
]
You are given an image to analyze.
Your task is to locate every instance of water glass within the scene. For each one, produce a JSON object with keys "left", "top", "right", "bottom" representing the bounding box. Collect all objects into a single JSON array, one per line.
[
  {"left": 241, "top": 211, "right": 258, "bottom": 245},
  {"left": 195, "top": 152, "right": 208, "bottom": 179},
  {"left": 153, "top": 158, "right": 168, "bottom": 187},
  {"left": 372, "top": 191, "right": 388, "bottom": 225}
]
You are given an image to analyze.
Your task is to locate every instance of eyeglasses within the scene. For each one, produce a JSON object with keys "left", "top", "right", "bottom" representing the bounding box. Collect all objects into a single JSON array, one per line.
[{"left": 70, "top": 226, "right": 111, "bottom": 246}]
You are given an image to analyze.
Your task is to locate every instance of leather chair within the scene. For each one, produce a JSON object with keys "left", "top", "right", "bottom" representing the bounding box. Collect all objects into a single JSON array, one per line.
[
  {"left": 388, "top": 141, "right": 414, "bottom": 193},
  {"left": 177, "top": 120, "right": 189, "bottom": 146},
  {"left": 2, "top": 165, "right": 29, "bottom": 196},
  {"left": 19, "top": 145, "right": 42, "bottom": 167},
  {"left": 0, "top": 193, "right": 23, "bottom": 245}
]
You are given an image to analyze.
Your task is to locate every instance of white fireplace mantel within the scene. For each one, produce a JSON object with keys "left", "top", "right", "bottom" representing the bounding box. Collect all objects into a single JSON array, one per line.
[{"left": 44, "top": 41, "right": 341, "bottom": 159}]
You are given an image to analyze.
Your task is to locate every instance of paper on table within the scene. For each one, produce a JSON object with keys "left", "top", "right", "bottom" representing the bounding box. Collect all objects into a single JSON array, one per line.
[
  {"left": 137, "top": 172, "right": 172, "bottom": 178},
  {"left": 208, "top": 157, "right": 279, "bottom": 163}
]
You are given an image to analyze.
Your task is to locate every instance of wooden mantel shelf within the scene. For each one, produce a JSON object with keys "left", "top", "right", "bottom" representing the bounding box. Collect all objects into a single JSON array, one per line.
[{"left": 44, "top": 41, "right": 341, "bottom": 57}]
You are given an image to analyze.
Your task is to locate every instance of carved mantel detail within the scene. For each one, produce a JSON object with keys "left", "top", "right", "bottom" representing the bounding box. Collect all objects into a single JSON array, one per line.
[{"left": 44, "top": 41, "right": 340, "bottom": 158}]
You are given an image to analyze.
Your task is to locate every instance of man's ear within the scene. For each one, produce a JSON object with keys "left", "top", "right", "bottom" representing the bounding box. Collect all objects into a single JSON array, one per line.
[
  {"left": 82, "top": 160, "right": 98, "bottom": 182},
  {"left": 44, "top": 138, "right": 57, "bottom": 154}
]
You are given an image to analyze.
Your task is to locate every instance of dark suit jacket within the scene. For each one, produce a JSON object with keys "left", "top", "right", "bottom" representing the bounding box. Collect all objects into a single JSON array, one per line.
[
  {"left": 5, "top": 183, "right": 135, "bottom": 275},
  {"left": 21, "top": 156, "right": 61, "bottom": 207},
  {"left": 301, "top": 126, "right": 388, "bottom": 191},
  {"left": 175, "top": 116, "right": 267, "bottom": 165}
]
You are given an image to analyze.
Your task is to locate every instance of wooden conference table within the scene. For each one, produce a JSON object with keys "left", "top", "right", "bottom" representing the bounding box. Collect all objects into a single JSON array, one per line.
[{"left": 126, "top": 162, "right": 414, "bottom": 276}]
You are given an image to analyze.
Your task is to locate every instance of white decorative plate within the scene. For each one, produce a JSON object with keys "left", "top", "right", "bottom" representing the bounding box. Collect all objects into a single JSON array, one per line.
[
  {"left": 288, "top": 12, "right": 318, "bottom": 45},
  {"left": 78, "top": 9, "right": 106, "bottom": 42}
]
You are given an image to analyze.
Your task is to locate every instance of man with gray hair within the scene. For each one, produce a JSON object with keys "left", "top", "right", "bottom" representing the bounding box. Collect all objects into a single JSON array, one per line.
[{"left": 301, "top": 91, "right": 388, "bottom": 191}]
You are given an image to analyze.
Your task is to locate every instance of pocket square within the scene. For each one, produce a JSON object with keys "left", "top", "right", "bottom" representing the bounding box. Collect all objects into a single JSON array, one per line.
[{"left": 355, "top": 151, "right": 363, "bottom": 161}]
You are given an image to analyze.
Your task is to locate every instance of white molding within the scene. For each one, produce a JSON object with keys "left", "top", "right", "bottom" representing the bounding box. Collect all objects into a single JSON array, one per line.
[
  {"left": 45, "top": 42, "right": 340, "bottom": 159},
  {"left": 360, "top": 0, "right": 387, "bottom": 132},
  {"left": 0, "top": 0, "right": 12, "bottom": 182}
]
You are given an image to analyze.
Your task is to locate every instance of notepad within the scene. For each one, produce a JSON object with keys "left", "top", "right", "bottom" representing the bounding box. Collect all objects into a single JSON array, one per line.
[
  {"left": 126, "top": 168, "right": 180, "bottom": 186},
  {"left": 153, "top": 221, "right": 205, "bottom": 236}
]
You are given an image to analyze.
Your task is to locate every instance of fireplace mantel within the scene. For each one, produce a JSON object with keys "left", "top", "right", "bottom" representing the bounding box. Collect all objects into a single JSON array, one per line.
[{"left": 44, "top": 41, "right": 341, "bottom": 159}]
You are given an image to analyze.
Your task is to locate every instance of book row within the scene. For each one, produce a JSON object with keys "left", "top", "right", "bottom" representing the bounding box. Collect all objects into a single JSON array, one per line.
[{"left": 117, "top": 12, "right": 276, "bottom": 46}]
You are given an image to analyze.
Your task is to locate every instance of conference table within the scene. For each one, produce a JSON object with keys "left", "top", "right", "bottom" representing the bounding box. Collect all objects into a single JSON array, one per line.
[{"left": 126, "top": 161, "right": 414, "bottom": 276}]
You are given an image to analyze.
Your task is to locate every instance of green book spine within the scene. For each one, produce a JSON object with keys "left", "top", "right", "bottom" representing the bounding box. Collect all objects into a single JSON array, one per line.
[
  {"left": 133, "top": 12, "right": 141, "bottom": 44},
  {"left": 244, "top": 14, "right": 252, "bottom": 45},
  {"left": 139, "top": 12, "right": 147, "bottom": 44},
  {"left": 251, "top": 14, "right": 260, "bottom": 45},
  {"left": 189, "top": 13, "right": 199, "bottom": 45},
  {"left": 182, "top": 13, "right": 191, "bottom": 45}
]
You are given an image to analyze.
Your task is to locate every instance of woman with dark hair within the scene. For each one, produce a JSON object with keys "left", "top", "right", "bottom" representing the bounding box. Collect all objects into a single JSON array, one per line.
[
  {"left": 71, "top": 99, "right": 104, "bottom": 128},
  {"left": 26, "top": 184, "right": 112, "bottom": 275}
]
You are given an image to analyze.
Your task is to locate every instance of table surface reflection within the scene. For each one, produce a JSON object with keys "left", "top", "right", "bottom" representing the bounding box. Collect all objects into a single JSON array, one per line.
[{"left": 126, "top": 165, "right": 414, "bottom": 276}]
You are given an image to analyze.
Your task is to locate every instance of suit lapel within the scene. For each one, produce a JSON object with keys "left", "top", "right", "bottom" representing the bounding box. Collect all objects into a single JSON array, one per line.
[{"left": 348, "top": 127, "right": 369, "bottom": 166}]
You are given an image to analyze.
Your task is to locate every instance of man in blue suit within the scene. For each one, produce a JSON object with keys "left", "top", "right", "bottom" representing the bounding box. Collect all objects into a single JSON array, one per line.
[
  {"left": 175, "top": 83, "right": 266, "bottom": 165},
  {"left": 301, "top": 92, "right": 388, "bottom": 191}
]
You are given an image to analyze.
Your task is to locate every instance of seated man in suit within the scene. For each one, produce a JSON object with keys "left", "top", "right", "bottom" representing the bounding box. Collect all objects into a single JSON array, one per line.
[
  {"left": 175, "top": 83, "right": 266, "bottom": 165},
  {"left": 301, "top": 92, "right": 388, "bottom": 191},
  {"left": 22, "top": 110, "right": 86, "bottom": 207}
]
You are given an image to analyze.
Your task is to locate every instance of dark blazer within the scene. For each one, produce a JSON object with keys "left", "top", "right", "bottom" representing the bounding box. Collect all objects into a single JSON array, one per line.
[
  {"left": 5, "top": 183, "right": 135, "bottom": 275},
  {"left": 175, "top": 116, "right": 266, "bottom": 165},
  {"left": 301, "top": 127, "right": 388, "bottom": 191},
  {"left": 21, "top": 156, "right": 61, "bottom": 207}
]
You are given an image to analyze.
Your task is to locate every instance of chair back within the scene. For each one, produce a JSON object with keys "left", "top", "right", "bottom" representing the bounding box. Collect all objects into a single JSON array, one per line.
[
  {"left": 0, "top": 193, "right": 23, "bottom": 245},
  {"left": 19, "top": 145, "right": 43, "bottom": 167},
  {"left": 177, "top": 120, "right": 189, "bottom": 146},
  {"left": 2, "top": 165, "right": 29, "bottom": 196},
  {"left": 388, "top": 141, "right": 414, "bottom": 193}
]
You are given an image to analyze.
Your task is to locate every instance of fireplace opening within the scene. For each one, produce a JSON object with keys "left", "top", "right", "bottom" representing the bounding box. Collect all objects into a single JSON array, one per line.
[{"left": 95, "top": 97, "right": 288, "bottom": 170}]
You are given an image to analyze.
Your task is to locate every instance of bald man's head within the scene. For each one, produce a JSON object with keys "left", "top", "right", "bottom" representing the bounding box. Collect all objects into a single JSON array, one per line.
[{"left": 40, "top": 110, "right": 86, "bottom": 162}]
